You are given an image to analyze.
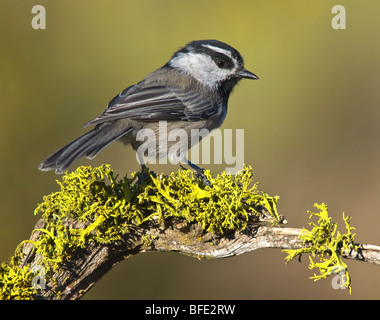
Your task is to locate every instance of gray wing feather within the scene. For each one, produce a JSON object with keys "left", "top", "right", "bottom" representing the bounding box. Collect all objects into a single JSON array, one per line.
[{"left": 84, "top": 84, "right": 221, "bottom": 127}]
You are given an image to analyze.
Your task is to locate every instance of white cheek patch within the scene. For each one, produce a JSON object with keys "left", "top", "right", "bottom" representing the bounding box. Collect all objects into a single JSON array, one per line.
[{"left": 169, "top": 52, "right": 236, "bottom": 89}]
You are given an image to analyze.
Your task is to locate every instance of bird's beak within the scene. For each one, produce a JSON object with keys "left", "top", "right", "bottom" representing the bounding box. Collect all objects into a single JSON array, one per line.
[{"left": 237, "top": 69, "right": 259, "bottom": 80}]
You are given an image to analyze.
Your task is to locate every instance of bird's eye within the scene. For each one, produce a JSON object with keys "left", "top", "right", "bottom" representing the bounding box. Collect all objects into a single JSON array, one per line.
[{"left": 216, "top": 60, "right": 225, "bottom": 68}]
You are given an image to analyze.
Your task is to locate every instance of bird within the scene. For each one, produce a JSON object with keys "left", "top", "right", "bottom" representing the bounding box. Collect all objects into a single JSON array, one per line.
[{"left": 38, "top": 39, "right": 259, "bottom": 176}]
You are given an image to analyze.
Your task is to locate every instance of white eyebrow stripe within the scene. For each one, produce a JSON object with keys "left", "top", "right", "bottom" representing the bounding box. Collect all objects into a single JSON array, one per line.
[{"left": 201, "top": 44, "right": 233, "bottom": 60}]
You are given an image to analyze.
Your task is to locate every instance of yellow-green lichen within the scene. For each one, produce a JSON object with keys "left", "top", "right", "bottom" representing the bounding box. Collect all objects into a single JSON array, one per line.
[
  {"left": 1, "top": 164, "right": 280, "bottom": 300},
  {"left": 139, "top": 166, "right": 281, "bottom": 234},
  {"left": 0, "top": 258, "right": 37, "bottom": 300},
  {"left": 283, "top": 203, "right": 357, "bottom": 293}
]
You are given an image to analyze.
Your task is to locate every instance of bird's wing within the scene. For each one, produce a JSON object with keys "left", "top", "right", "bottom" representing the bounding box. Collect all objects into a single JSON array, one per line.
[{"left": 84, "top": 83, "right": 222, "bottom": 127}]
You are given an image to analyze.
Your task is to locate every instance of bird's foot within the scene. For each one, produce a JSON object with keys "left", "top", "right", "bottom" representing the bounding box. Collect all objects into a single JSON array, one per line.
[
  {"left": 186, "top": 161, "right": 211, "bottom": 187},
  {"left": 136, "top": 165, "right": 156, "bottom": 188}
]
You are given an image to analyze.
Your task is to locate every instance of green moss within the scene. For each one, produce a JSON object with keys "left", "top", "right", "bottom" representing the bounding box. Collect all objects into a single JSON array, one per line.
[
  {"left": 0, "top": 164, "right": 280, "bottom": 300},
  {"left": 283, "top": 203, "right": 357, "bottom": 293}
]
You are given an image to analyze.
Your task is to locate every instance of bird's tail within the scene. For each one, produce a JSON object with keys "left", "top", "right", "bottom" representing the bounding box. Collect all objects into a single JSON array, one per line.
[{"left": 38, "top": 123, "right": 132, "bottom": 174}]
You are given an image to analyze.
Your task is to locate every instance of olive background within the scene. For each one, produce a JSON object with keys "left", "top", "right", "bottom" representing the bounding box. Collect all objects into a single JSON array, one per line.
[{"left": 1, "top": 0, "right": 379, "bottom": 299}]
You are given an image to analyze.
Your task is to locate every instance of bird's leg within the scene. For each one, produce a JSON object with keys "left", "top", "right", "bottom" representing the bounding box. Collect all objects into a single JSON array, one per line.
[
  {"left": 187, "top": 160, "right": 211, "bottom": 186},
  {"left": 136, "top": 163, "right": 156, "bottom": 188}
]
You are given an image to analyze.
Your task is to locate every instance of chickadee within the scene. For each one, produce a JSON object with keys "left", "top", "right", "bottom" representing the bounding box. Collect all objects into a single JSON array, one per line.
[{"left": 39, "top": 40, "right": 258, "bottom": 174}]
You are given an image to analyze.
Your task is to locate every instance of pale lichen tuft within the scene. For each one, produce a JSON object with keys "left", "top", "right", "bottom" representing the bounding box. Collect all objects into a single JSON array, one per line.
[{"left": 283, "top": 203, "right": 357, "bottom": 293}]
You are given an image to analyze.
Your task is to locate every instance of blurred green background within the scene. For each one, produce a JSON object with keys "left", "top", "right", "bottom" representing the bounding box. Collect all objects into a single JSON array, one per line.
[{"left": 1, "top": 0, "right": 379, "bottom": 299}]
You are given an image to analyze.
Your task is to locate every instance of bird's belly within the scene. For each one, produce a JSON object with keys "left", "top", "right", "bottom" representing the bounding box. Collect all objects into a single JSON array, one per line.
[{"left": 124, "top": 103, "right": 227, "bottom": 163}]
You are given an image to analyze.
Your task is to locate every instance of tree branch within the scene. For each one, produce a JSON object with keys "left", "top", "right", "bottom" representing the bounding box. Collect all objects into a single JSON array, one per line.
[{"left": 19, "top": 214, "right": 380, "bottom": 300}]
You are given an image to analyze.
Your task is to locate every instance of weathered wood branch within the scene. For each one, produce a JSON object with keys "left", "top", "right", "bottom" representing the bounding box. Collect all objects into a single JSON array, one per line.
[{"left": 19, "top": 214, "right": 380, "bottom": 300}]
